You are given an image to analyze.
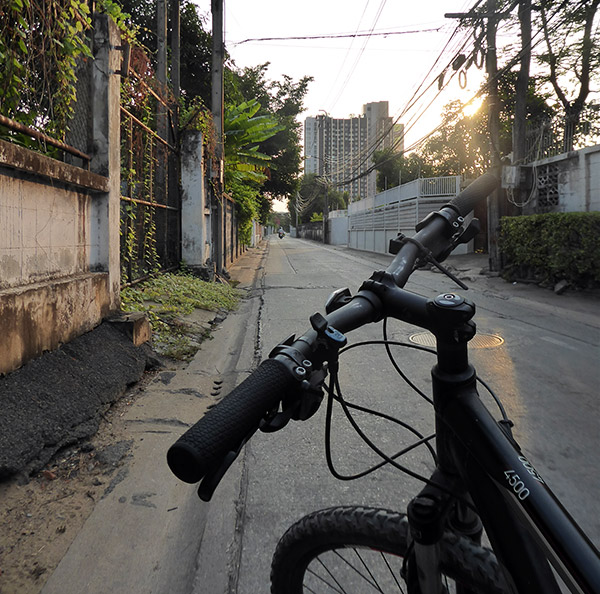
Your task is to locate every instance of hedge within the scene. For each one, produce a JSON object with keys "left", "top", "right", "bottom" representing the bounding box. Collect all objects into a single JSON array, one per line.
[{"left": 499, "top": 212, "right": 600, "bottom": 289}]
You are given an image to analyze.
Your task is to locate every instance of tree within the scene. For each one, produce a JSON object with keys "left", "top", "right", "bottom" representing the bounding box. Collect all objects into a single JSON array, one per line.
[
  {"left": 418, "top": 101, "right": 489, "bottom": 177},
  {"left": 414, "top": 72, "right": 555, "bottom": 178},
  {"left": 228, "top": 63, "right": 313, "bottom": 208},
  {"left": 117, "top": 0, "right": 213, "bottom": 106},
  {"left": 223, "top": 99, "right": 283, "bottom": 186},
  {"left": 223, "top": 100, "right": 283, "bottom": 242},
  {"left": 372, "top": 149, "right": 403, "bottom": 192},
  {"left": 117, "top": 0, "right": 312, "bottom": 223},
  {"left": 537, "top": 0, "right": 600, "bottom": 151},
  {"left": 291, "top": 174, "right": 346, "bottom": 224}
]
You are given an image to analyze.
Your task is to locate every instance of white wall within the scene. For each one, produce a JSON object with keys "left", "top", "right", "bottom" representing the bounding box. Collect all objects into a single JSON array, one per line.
[
  {"left": 524, "top": 143, "right": 600, "bottom": 214},
  {"left": 0, "top": 176, "right": 93, "bottom": 290},
  {"left": 328, "top": 215, "right": 348, "bottom": 245}
]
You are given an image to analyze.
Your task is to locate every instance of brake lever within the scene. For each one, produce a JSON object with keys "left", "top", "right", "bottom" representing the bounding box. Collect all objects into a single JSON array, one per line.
[
  {"left": 427, "top": 256, "right": 469, "bottom": 291},
  {"left": 390, "top": 235, "right": 469, "bottom": 290},
  {"left": 197, "top": 428, "right": 257, "bottom": 501}
]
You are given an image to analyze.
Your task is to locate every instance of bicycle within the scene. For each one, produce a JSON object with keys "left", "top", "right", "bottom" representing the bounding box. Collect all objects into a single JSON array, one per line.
[{"left": 167, "top": 171, "right": 600, "bottom": 594}]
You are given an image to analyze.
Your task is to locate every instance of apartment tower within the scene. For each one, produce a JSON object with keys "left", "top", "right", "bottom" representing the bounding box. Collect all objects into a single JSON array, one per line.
[{"left": 304, "top": 101, "right": 404, "bottom": 203}]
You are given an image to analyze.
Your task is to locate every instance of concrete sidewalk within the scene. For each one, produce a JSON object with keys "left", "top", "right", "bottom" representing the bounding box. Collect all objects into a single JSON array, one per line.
[
  {"left": 10, "top": 238, "right": 597, "bottom": 593},
  {"left": 40, "top": 244, "right": 268, "bottom": 594}
]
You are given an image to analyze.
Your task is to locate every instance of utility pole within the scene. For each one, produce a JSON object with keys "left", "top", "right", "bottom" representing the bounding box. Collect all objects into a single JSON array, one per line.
[
  {"left": 156, "top": 0, "right": 168, "bottom": 264},
  {"left": 446, "top": 0, "right": 505, "bottom": 271},
  {"left": 512, "top": 0, "right": 531, "bottom": 213},
  {"left": 486, "top": 0, "right": 502, "bottom": 272},
  {"left": 156, "top": 0, "right": 167, "bottom": 115},
  {"left": 169, "top": 0, "right": 181, "bottom": 264},
  {"left": 211, "top": 0, "right": 224, "bottom": 274},
  {"left": 171, "top": 0, "right": 180, "bottom": 102}
]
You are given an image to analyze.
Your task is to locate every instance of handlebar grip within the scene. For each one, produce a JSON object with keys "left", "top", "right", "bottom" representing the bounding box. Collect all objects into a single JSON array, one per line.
[
  {"left": 167, "top": 358, "right": 297, "bottom": 484},
  {"left": 448, "top": 172, "right": 500, "bottom": 217}
]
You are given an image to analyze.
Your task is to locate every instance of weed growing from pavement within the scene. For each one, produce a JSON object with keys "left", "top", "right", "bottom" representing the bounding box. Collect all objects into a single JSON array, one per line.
[{"left": 121, "top": 272, "right": 240, "bottom": 360}]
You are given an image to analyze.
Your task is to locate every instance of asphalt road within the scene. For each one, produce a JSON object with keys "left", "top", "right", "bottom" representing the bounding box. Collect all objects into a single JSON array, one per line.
[{"left": 194, "top": 236, "right": 600, "bottom": 593}]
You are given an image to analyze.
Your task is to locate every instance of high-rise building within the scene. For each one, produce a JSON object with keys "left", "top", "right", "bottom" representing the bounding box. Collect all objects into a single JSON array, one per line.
[{"left": 303, "top": 101, "right": 404, "bottom": 203}]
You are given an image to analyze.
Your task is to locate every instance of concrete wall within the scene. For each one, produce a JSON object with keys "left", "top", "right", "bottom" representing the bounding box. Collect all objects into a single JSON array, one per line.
[
  {"left": 181, "top": 131, "right": 251, "bottom": 275},
  {"left": 522, "top": 143, "right": 600, "bottom": 214},
  {"left": 584, "top": 145, "right": 600, "bottom": 211},
  {"left": 181, "top": 130, "right": 211, "bottom": 267},
  {"left": 0, "top": 14, "right": 121, "bottom": 374},
  {"left": 328, "top": 213, "right": 348, "bottom": 246}
]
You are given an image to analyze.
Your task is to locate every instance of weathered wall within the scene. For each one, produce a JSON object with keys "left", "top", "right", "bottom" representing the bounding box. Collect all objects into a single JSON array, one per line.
[
  {"left": 181, "top": 130, "right": 211, "bottom": 267},
  {"left": 0, "top": 171, "right": 93, "bottom": 289},
  {"left": 522, "top": 143, "right": 600, "bottom": 215},
  {"left": 0, "top": 14, "right": 121, "bottom": 375},
  {"left": 0, "top": 274, "right": 110, "bottom": 373}
]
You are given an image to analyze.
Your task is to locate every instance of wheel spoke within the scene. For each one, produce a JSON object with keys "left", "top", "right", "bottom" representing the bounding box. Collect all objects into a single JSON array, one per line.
[
  {"left": 354, "top": 549, "right": 385, "bottom": 592},
  {"left": 380, "top": 551, "right": 406, "bottom": 592},
  {"left": 332, "top": 549, "right": 383, "bottom": 590},
  {"left": 304, "top": 548, "right": 410, "bottom": 593},
  {"left": 305, "top": 558, "right": 347, "bottom": 593}
]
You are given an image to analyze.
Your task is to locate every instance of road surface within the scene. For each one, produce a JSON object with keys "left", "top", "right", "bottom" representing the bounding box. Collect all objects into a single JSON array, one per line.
[{"left": 193, "top": 236, "right": 600, "bottom": 594}]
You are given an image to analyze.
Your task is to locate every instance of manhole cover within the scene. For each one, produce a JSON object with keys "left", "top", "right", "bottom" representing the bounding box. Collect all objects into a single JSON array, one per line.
[{"left": 409, "top": 332, "right": 504, "bottom": 349}]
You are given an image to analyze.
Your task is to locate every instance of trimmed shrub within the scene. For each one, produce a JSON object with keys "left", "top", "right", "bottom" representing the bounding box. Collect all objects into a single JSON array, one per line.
[{"left": 500, "top": 212, "right": 600, "bottom": 289}]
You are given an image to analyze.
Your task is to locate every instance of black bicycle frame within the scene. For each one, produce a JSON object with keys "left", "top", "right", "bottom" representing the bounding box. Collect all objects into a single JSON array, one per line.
[
  {"left": 428, "top": 299, "right": 600, "bottom": 594},
  {"left": 319, "top": 274, "right": 600, "bottom": 593}
]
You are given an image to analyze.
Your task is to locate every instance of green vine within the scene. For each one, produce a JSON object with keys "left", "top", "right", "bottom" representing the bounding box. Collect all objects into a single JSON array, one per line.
[
  {"left": 0, "top": 0, "right": 137, "bottom": 148},
  {"left": 0, "top": 0, "right": 92, "bottom": 142},
  {"left": 120, "top": 43, "right": 164, "bottom": 283},
  {"left": 96, "top": 0, "right": 138, "bottom": 43},
  {"left": 180, "top": 96, "right": 216, "bottom": 161}
]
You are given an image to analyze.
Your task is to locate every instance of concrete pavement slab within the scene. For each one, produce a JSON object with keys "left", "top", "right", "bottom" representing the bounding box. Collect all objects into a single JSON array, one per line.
[{"left": 40, "top": 245, "right": 267, "bottom": 594}]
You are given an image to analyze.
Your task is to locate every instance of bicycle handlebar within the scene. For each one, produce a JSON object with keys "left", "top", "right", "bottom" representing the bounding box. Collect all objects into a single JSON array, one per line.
[
  {"left": 446, "top": 172, "right": 498, "bottom": 218},
  {"left": 167, "top": 358, "right": 299, "bottom": 484},
  {"left": 167, "top": 172, "right": 500, "bottom": 486}
]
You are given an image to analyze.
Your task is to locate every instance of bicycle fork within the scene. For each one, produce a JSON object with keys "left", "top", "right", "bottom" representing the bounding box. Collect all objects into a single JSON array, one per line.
[
  {"left": 402, "top": 293, "right": 486, "bottom": 594},
  {"left": 404, "top": 470, "right": 482, "bottom": 594}
]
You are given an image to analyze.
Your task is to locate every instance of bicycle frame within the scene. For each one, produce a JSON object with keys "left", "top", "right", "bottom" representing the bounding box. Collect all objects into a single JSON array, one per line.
[
  {"left": 406, "top": 290, "right": 600, "bottom": 594},
  {"left": 167, "top": 173, "right": 600, "bottom": 593}
]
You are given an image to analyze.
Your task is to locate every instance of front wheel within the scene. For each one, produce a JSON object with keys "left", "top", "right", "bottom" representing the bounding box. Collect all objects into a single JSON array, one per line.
[{"left": 270, "top": 506, "right": 511, "bottom": 594}]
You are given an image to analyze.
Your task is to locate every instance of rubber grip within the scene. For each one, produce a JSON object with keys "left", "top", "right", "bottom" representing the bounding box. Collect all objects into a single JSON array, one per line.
[
  {"left": 167, "top": 358, "right": 298, "bottom": 484},
  {"left": 449, "top": 172, "right": 500, "bottom": 217}
]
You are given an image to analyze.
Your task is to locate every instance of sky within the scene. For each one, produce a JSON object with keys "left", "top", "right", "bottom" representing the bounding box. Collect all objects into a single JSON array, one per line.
[{"left": 192, "top": 0, "right": 490, "bottom": 209}]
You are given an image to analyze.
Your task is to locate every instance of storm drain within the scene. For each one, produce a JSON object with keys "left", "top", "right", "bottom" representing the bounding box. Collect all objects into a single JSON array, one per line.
[{"left": 409, "top": 332, "right": 504, "bottom": 349}]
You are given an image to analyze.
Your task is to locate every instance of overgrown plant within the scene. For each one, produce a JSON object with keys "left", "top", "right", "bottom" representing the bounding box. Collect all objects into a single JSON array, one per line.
[
  {"left": 223, "top": 99, "right": 283, "bottom": 244},
  {"left": 500, "top": 212, "right": 600, "bottom": 289},
  {"left": 0, "top": 0, "right": 92, "bottom": 143},
  {"left": 120, "top": 45, "right": 163, "bottom": 282},
  {"left": 180, "top": 96, "right": 216, "bottom": 160},
  {"left": 0, "top": 0, "right": 136, "bottom": 146},
  {"left": 121, "top": 271, "right": 240, "bottom": 360}
]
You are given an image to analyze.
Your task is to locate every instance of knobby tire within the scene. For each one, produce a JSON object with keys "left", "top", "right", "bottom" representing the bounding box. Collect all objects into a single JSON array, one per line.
[{"left": 270, "top": 506, "right": 511, "bottom": 594}]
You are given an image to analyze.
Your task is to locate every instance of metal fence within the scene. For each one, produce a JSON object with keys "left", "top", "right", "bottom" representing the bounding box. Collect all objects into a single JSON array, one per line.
[
  {"left": 120, "top": 47, "right": 181, "bottom": 283},
  {"left": 297, "top": 221, "right": 324, "bottom": 242},
  {"left": 525, "top": 109, "right": 600, "bottom": 163}
]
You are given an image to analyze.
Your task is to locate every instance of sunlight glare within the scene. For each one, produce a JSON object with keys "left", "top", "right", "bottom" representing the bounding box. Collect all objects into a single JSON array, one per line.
[{"left": 462, "top": 97, "right": 484, "bottom": 117}]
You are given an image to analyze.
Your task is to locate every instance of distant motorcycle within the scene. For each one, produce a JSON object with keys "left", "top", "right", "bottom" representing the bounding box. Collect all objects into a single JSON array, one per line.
[{"left": 278, "top": 229, "right": 285, "bottom": 239}]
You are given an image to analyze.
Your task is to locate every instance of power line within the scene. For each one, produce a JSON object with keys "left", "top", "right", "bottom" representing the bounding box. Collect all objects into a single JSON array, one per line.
[
  {"left": 232, "top": 27, "right": 442, "bottom": 45},
  {"left": 323, "top": 0, "right": 373, "bottom": 108},
  {"left": 326, "top": 0, "right": 387, "bottom": 111},
  {"left": 316, "top": 3, "right": 482, "bottom": 183},
  {"left": 334, "top": 0, "right": 572, "bottom": 186},
  {"left": 327, "top": 24, "right": 477, "bottom": 183}
]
